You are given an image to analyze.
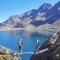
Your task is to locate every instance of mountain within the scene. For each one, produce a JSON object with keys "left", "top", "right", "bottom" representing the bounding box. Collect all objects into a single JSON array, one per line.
[
  {"left": 21, "top": 3, "right": 52, "bottom": 19},
  {"left": 1, "top": 1, "right": 60, "bottom": 31},
  {"left": 30, "top": 1, "right": 60, "bottom": 27},
  {"left": 4, "top": 15, "right": 25, "bottom": 28},
  {"left": 2, "top": 3, "right": 52, "bottom": 28}
]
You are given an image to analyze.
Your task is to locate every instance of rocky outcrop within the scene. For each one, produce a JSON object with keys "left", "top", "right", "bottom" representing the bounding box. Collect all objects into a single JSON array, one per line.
[{"left": 30, "top": 32, "right": 60, "bottom": 60}]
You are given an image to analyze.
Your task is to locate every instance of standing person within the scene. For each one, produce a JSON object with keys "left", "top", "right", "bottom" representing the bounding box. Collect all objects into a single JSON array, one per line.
[
  {"left": 18, "top": 38, "right": 23, "bottom": 60},
  {"left": 37, "top": 40, "right": 40, "bottom": 46},
  {"left": 36, "top": 40, "right": 40, "bottom": 53},
  {"left": 18, "top": 38, "right": 23, "bottom": 52}
]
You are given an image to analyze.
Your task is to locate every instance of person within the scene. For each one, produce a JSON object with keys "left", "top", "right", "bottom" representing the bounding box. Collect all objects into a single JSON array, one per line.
[
  {"left": 18, "top": 38, "right": 22, "bottom": 51},
  {"left": 36, "top": 40, "right": 40, "bottom": 53},
  {"left": 37, "top": 40, "right": 40, "bottom": 46}
]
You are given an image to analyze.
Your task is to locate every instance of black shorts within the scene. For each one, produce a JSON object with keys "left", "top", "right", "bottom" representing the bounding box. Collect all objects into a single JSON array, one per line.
[{"left": 19, "top": 45, "right": 22, "bottom": 50}]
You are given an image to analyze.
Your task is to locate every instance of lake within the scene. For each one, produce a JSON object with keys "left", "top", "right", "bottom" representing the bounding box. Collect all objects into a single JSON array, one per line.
[{"left": 0, "top": 30, "right": 52, "bottom": 60}]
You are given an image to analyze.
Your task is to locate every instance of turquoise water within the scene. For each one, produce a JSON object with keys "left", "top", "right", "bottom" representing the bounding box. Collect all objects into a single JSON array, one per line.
[{"left": 0, "top": 30, "right": 52, "bottom": 60}]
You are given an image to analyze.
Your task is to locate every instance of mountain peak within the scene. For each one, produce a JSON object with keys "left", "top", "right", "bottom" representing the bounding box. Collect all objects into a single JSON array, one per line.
[
  {"left": 56, "top": 1, "right": 60, "bottom": 5},
  {"left": 38, "top": 3, "right": 52, "bottom": 12},
  {"left": 41, "top": 3, "right": 52, "bottom": 7}
]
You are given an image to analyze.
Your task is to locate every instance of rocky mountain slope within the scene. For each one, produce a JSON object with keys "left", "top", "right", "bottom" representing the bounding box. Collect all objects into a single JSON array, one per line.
[{"left": 1, "top": 1, "right": 60, "bottom": 31}]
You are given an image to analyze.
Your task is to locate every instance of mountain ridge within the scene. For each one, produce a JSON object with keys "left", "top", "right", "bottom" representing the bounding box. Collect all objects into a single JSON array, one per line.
[{"left": 1, "top": 1, "right": 60, "bottom": 31}]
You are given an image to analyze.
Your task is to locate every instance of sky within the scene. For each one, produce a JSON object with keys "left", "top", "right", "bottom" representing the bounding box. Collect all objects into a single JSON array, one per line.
[{"left": 0, "top": 0, "right": 60, "bottom": 23}]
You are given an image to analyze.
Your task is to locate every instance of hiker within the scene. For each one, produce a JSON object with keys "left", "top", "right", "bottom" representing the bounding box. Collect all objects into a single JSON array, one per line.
[
  {"left": 37, "top": 40, "right": 40, "bottom": 46},
  {"left": 18, "top": 39, "right": 22, "bottom": 51},
  {"left": 36, "top": 40, "right": 40, "bottom": 52}
]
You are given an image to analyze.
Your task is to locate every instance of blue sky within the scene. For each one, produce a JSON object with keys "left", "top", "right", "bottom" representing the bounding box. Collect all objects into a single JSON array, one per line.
[{"left": 0, "top": 0, "right": 60, "bottom": 22}]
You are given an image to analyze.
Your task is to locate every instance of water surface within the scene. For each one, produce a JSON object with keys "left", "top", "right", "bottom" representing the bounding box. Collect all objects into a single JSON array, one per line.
[{"left": 0, "top": 30, "right": 52, "bottom": 60}]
